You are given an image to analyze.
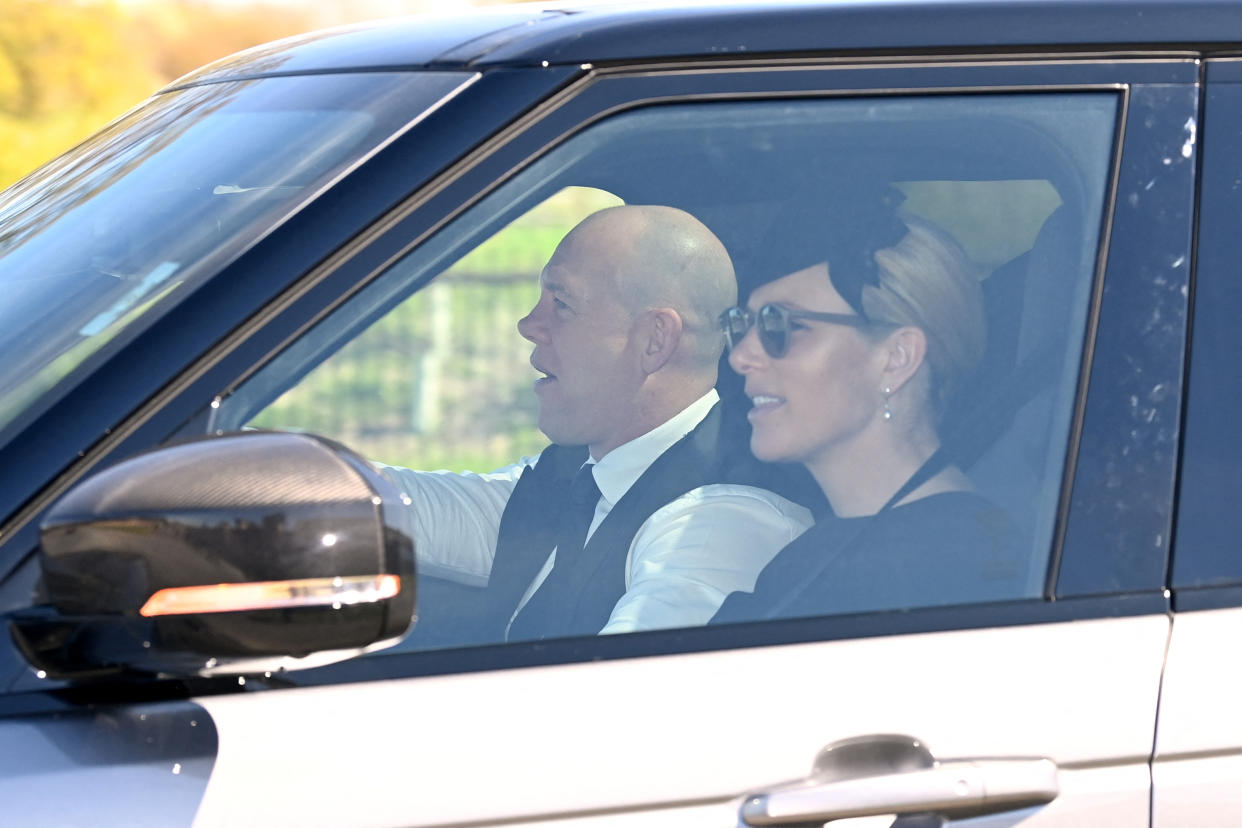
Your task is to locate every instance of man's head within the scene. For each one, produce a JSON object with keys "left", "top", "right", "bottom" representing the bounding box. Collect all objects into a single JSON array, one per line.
[{"left": 517, "top": 204, "right": 736, "bottom": 458}]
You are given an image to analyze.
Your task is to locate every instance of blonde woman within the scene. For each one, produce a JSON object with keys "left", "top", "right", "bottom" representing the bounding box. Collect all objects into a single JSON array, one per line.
[{"left": 711, "top": 199, "right": 1024, "bottom": 622}]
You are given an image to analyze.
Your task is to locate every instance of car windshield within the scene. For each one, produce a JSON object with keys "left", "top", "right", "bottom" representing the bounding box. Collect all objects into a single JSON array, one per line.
[{"left": 0, "top": 70, "right": 475, "bottom": 446}]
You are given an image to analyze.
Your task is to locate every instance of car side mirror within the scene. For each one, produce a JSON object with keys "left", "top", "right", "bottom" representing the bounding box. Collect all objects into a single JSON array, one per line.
[{"left": 9, "top": 431, "right": 416, "bottom": 680}]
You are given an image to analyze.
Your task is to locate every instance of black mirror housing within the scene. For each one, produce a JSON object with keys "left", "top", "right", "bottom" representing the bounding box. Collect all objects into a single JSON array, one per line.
[{"left": 10, "top": 431, "right": 416, "bottom": 680}]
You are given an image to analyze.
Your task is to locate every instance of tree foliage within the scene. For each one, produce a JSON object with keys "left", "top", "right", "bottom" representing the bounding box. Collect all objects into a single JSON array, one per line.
[{"left": 0, "top": 0, "right": 317, "bottom": 188}]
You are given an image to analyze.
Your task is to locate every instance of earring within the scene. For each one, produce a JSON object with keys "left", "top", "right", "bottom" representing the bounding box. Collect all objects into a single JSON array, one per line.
[{"left": 882, "top": 386, "right": 893, "bottom": 421}]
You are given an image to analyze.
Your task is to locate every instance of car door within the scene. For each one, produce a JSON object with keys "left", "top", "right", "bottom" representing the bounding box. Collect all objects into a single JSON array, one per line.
[
  {"left": 1152, "top": 57, "right": 1242, "bottom": 827},
  {"left": 180, "top": 57, "right": 1194, "bottom": 826},
  {"left": 2, "top": 55, "right": 1196, "bottom": 827}
]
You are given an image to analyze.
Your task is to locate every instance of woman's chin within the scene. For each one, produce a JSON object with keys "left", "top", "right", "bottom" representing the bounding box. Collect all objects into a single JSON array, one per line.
[{"left": 749, "top": 433, "right": 795, "bottom": 464}]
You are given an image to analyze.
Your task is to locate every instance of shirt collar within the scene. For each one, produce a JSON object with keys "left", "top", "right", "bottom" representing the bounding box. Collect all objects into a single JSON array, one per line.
[{"left": 588, "top": 389, "right": 719, "bottom": 507}]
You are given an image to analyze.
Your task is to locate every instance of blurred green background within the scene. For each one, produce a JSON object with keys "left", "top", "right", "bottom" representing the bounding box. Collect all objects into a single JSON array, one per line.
[{"left": 248, "top": 186, "right": 624, "bottom": 472}]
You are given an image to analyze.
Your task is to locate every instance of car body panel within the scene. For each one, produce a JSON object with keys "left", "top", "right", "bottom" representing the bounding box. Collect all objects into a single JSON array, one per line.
[
  {"left": 192, "top": 615, "right": 1168, "bottom": 826},
  {"left": 1150, "top": 55, "right": 1242, "bottom": 828},
  {"left": 0, "top": 2, "right": 1238, "bottom": 825},
  {"left": 1173, "top": 60, "right": 1242, "bottom": 592},
  {"left": 165, "top": 1, "right": 1242, "bottom": 81},
  {"left": 1152, "top": 608, "right": 1242, "bottom": 826},
  {"left": 0, "top": 701, "right": 217, "bottom": 826},
  {"left": 175, "top": 8, "right": 563, "bottom": 85}
]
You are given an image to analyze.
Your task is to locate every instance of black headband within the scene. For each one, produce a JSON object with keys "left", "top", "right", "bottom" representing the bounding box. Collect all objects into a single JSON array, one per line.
[{"left": 744, "top": 185, "right": 909, "bottom": 316}]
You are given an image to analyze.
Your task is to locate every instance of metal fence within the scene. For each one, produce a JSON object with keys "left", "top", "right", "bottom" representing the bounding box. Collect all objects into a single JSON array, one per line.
[{"left": 250, "top": 270, "right": 547, "bottom": 472}]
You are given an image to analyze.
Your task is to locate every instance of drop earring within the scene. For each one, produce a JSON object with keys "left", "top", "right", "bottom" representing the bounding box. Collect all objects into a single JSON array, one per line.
[{"left": 882, "top": 386, "right": 893, "bottom": 421}]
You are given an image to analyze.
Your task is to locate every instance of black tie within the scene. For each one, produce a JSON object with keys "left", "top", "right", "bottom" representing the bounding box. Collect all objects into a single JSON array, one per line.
[
  {"left": 506, "top": 463, "right": 600, "bottom": 640},
  {"left": 559, "top": 463, "right": 602, "bottom": 560}
]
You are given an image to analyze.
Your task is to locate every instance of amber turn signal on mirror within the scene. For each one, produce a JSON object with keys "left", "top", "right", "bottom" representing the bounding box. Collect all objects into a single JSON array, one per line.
[{"left": 140, "top": 574, "right": 402, "bottom": 617}]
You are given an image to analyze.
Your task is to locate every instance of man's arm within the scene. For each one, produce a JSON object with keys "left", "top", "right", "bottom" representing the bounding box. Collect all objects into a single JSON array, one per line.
[
  {"left": 376, "top": 459, "right": 534, "bottom": 586},
  {"left": 599, "top": 484, "right": 813, "bottom": 633}
]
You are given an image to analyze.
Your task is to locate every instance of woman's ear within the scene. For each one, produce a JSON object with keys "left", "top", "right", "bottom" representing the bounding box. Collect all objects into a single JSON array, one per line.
[
  {"left": 880, "top": 326, "right": 927, "bottom": 393},
  {"left": 639, "top": 307, "right": 684, "bottom": 374}
]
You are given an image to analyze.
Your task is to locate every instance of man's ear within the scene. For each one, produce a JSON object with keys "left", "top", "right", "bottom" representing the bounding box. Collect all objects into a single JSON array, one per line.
[
  {"left": 880, "top": 326, "right": 927, "bottom": 393},
  {"left": 639, "top": 308, "right": 684, "bottom": 374}
]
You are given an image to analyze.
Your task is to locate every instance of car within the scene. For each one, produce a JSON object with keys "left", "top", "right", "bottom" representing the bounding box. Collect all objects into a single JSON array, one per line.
[{"left": 1, "top": 0, "right": 1241, "bottom": 824}]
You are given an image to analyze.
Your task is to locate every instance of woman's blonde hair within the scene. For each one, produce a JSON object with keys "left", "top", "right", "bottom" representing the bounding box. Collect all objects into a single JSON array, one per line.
[{"left": 862, "top": 214, "right": 986, "bottom": 417}]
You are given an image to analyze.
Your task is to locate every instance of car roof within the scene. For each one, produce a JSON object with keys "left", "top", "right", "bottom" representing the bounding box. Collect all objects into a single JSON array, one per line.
[{"left": 175, "top": 0, "right": 1242, "bottom": 86}]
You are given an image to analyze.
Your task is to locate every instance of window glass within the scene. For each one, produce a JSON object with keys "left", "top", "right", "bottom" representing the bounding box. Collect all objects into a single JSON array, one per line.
[
  {"left": 246, "top": 187, "right": 621, "bottom": 471},
  {"left": 0, "top": 71, "right": 473, "bottom": 449},
  {"left": 216, "top": 91, "right": 1117, "bottom": 650}
]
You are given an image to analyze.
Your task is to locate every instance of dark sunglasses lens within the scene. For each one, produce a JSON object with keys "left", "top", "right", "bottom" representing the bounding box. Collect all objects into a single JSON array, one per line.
[{"left": 758, "top": 304, "right": 790, "bottom": 358}]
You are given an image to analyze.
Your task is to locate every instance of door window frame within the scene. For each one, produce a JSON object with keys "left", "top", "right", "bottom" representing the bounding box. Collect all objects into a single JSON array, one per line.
[
  {"left": 3, "top": 56, "right": 1201, "bottom": 697},
  {"left": 1171, "top": 58, "right": 1242, "bottom": 611},
  {"left": 264, "top": 58, "right": 1196, "bottom": 684}
]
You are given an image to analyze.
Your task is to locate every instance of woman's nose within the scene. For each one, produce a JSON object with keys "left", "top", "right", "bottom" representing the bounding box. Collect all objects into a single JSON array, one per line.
[{"left": 727, "top": 326, "right": 765, "bottom": 374}]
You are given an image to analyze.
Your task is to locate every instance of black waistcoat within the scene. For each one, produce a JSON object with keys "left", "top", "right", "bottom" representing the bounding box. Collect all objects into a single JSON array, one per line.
[{"left": 481, "top": 401, "right": 817, "bottom": 640}]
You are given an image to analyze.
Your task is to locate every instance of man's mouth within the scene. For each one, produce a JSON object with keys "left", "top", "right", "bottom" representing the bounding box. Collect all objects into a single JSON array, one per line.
[{"left": 531, "top": 357, "right": 558, "bottom": 387}]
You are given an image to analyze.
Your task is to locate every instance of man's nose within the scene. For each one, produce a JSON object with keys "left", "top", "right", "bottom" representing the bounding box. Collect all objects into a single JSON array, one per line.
[
  {"left": 517, "top": 298, "right": 547, "bottom": 343},
  {"left": 727, "top": 326, "right": 764, "bottom": 375}
]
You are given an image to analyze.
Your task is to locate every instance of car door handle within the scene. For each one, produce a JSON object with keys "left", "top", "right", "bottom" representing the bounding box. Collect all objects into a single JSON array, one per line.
[{"left": 740, "top": 734, "right": 1060, "bottom": 826}]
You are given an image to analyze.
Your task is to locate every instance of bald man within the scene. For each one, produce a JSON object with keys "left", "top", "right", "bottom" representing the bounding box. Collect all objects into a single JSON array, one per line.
[{"left": 381, "top": 205, "right": 811, "bottom": 643}]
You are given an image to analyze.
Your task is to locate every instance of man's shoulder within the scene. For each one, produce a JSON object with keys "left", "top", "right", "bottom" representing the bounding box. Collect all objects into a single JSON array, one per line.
[{"left": 652, "top": 482, "right": 816, "bottom": 526}]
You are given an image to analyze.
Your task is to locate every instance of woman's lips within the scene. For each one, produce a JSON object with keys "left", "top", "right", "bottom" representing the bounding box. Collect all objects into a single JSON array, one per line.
[{"left": 748, "top": 394, "right": 785, "bottom": 422}]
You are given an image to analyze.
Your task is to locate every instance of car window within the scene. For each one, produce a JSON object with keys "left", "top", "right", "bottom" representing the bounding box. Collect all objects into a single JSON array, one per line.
[
  {"left": 241, "top": 186, "right": 622, "bottom": 472},
  {"left": 0, "top": 71, "right": 474, "bottom": 451},
  {"left": 214, "top": 91, "right": 1118, "bottom": 650}
]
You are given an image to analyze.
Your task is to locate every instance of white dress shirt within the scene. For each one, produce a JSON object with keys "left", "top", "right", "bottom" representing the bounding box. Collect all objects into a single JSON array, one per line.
[{"left": 377, "top": 390, "right": 812, "bottom": 637}]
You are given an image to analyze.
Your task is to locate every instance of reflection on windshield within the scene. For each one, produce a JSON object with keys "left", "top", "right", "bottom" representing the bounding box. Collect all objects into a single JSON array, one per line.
[{"left": 0, "top": 70, "right": 474, "bottom": 444}]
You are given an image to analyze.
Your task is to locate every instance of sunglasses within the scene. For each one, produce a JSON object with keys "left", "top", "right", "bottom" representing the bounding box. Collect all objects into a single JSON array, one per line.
[{"left": 719, "top": 303, "right": 873, "bottom": 358}]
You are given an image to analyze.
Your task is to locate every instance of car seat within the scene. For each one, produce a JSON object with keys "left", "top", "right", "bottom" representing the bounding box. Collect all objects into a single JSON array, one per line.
[{"left": 946, "top": 205, "right": 1094, "bottom": 595}]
